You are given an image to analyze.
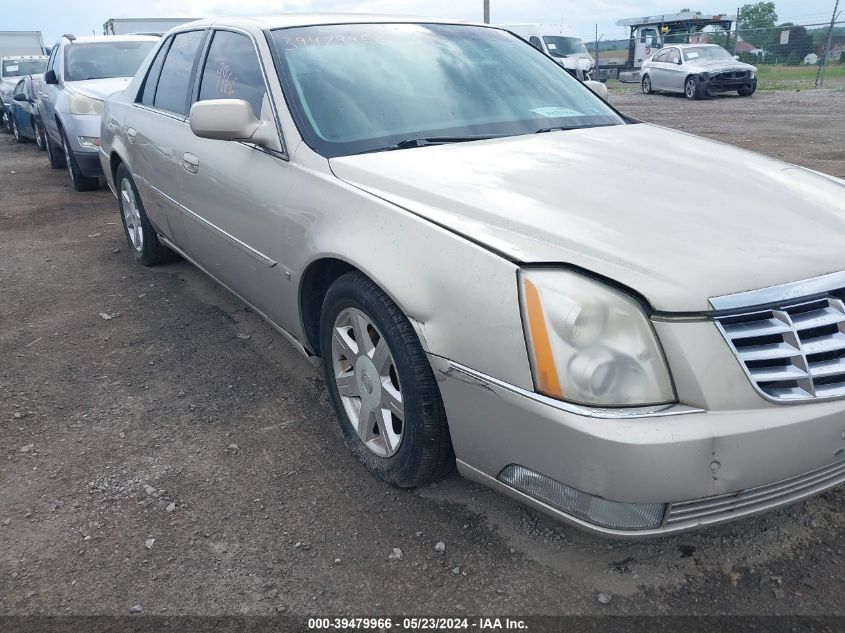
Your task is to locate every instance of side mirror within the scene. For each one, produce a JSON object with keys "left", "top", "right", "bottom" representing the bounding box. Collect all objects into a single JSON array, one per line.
[
  {"left": 13, "top": 93, "right": 27, "bottom": 102},
  {"left": 44, "top": 69, "right": 58, "bottom": 85},
  {"left": 189, "top": 99, "right": 274, "bottom": 146},
  {"left": 676, "top": 58, "right": 683, "bottom": 65},
  {"left": 733, "top": 54, "right": 740, "bottom": 60},
  {"left": 584, "top": 80, "right": 609, "bottom": 100}
]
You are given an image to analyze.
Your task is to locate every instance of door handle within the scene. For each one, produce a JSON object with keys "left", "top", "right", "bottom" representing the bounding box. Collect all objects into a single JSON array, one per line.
[
  {"left": 182, "top": 153, "right": 199, "bottom": 174},
  {"left": 126, "top": 127, "right": 136, "bottom": 144}
]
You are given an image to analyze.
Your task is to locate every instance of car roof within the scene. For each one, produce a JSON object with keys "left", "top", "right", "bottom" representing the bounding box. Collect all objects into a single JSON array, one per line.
[
  {"left": 672, "top": 43, "right": 723, "bottom": 49},
  {"left": 61, "top": 34, "right": 160, "bottom": 44},
  {"left": 173, "top": 13, "right": 486, "bottom": 31}
]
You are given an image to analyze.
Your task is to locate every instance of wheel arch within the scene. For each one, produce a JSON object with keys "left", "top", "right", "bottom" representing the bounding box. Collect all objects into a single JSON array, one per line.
[{"left": 298, "top": 255, "right": 430, "bottom": 359}]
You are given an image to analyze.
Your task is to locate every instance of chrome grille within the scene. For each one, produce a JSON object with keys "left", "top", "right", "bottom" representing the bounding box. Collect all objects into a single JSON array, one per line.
[
  {"left": 715, "top": 296, "right": 845, "bottom": 401},
  {"left": 666, "top": 460, "right": 845, "bottom": 526}
]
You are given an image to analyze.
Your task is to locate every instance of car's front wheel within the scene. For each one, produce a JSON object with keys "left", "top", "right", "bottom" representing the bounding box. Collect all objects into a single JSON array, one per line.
[
  {"left": 45, "top": 128, "right": 66, "bottom": 169},
  {"left": 684, "top": 76, "right": 701, "bottom": 100},
  {"left": 11, "top": 116, "right": 26, "bottom": 143},
  {"left": 61, "top": 129, "right": 99, "bottom": 192},
  {"left": 320, "top": 271, "right": 454, "bottom": 488},
  {"left": 738, "top": 84, "right": 756, "bottom": 97},
  {"left": 34, "top": 119, "right": 46, "bottom": 151},
  {"left": 641, "top": 74, "right": 653, "bottom": 94},
  {"left": 115, "top": 164, "right": 179, "bottom": 266}
]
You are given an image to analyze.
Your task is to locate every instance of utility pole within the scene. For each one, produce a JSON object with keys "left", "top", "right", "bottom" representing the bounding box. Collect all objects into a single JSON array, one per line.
[
  {"left": 483, "top": 0, "right": 490, "bottom": 24},
  {"left": 816, "top": 0, "right": 841, "bottom": 88}
]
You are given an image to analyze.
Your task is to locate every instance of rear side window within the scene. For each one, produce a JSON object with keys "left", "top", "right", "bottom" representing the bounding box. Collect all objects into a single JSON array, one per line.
[
  {"left": 140, "top": 39, "right": 171, "bottom": 106},
  {"left": 197, "top": 30, "right": 266, "bottom": 117},
  {"left": 153, "top": 30, "right": 204, "bottom": 116}
]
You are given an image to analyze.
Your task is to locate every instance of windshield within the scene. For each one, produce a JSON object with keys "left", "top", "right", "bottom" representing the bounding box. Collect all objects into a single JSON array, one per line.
[
  {"left": 542, "top": 36, "right": 588, "bottom": 57},
  {"left": 271, "top": 23, "right": 623, "bottom": 158},
  {"left": 64, "top": 41, "right": 156, "bottom": 81},
  {"left": 683, "top": 46, "right": 732, "bottom": 62},
  {"left": 2, "top": 59, "right": 47, "bottom": 77}
]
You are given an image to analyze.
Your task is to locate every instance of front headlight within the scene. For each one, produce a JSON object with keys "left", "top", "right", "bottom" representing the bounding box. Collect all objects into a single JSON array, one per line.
[
  {"left": 519, "top": 269, "right": 675, "bottom": 407},
  {"left": 68, "top": 90, "right": 104, "bottom": 116}
]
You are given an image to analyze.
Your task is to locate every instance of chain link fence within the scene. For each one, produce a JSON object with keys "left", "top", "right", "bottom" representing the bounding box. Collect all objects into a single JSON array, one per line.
[{"left": 594, "top": 21, "right": 845, "bottom": 88}]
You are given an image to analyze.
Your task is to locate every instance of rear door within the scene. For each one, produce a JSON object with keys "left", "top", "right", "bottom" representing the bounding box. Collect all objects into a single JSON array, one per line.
[
  {"left": 124, "top": 30, "right": 206, "bottom": 239},
  {"left": 647, "top": 48, "right": 670, "bottom": 89},
  {"left": 173, "top": 27, "right": 291, "bottom": 322}
]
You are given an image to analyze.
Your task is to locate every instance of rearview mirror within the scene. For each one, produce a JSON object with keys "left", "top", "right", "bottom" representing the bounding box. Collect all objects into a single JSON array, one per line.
[
  {"left": 584, "top": 80, "right": 608, "bottom": 100},
  {"left": 189, "top": 99, "right": 275, "bottom": 147},
  {"left": 13, "top": 93, "right": 27, "bottom": 102},
  {"left": 44, "top": 69, "right": 58, "bottom": 85}
]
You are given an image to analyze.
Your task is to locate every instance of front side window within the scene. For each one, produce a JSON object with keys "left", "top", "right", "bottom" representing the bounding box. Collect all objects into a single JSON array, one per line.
[
  {"left": 3, "top": 59, "right": 47, "bottom": 78},
  {"left": 543, "top": 36, "right": 588, "bottom": 57},
  {"left": 153, "top": 30, "right": 204, "bottom": 115},
  {"left": 271, "top": 23, "right": 623, "bottom": 158},
  {"left": 197, "top": 30, "right": 266, "bottom": 117},
  {"left": 64, "top": 40, "right": 156, "bottom": 81}
]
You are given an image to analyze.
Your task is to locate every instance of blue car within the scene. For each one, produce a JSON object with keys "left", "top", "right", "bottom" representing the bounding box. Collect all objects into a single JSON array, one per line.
[{"left": 10, "top": 74, "right": 46, "bottom": 150}]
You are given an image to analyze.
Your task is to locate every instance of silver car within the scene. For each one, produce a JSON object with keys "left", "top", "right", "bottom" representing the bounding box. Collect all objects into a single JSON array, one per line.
[
  {"left": 39, "top": 34, "right": 158, "bottom": 191},
  {"left": 100, "top": 16, "right": 845, "bottom": 537},
  {"left": 641, "top": 43, "right": 757, "bottom": 99}
]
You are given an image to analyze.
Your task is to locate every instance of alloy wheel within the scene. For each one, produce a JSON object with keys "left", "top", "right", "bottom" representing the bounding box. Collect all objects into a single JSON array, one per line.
[
  {"left": 685, "top": 80, "right": 696, "bottom": 98},
  {"left": 120, "top": 178, "right": 144, "bottom": 251},
  {"left": 330, "top": 307, "right": 404, "bottom": 457},
  {"left": 12, "top": 118, "right": 20, "bottom": 141}
]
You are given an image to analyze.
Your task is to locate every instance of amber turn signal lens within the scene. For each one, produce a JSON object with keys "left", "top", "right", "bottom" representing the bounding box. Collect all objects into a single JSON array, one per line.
[{"left": 522, "top": 278, "right": 563, "bottom": 398}]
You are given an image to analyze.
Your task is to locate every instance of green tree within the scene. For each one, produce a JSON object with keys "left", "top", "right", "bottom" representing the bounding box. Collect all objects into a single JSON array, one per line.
[{"left": 738, "top": 2, "right": 778, "bottom": 47}]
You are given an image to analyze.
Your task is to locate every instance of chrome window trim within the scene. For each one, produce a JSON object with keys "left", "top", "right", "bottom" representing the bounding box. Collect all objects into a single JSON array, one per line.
[
  {"left": 136, "top": 175, "right": 278, "bottom": 268},
  {"left": 710, "top": 270, "right": 845, "bottom": 312},
  {"left": 443, "top": 360, "right": 702, "bottom": 419}
]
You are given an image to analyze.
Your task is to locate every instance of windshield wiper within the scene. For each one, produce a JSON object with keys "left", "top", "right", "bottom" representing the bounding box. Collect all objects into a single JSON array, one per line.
[{"left": 356, "top": 135, "right": 504, "bottom": 155}]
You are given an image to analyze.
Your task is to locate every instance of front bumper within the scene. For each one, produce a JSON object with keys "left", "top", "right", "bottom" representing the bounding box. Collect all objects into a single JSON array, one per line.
[
  {"left": 699, "top": 75, "right": 757, "bottom": 94},
  {"left": 433, "top": 357, "right": 845, "bottom": 536},
  {"left": 61, "top": 113, "right": 104, "bottom": 178}
]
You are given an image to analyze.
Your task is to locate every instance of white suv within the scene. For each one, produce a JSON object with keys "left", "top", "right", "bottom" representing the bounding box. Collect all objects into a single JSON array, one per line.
[{"left": 38, "top": 34, "right": 157, "bottom": 191}]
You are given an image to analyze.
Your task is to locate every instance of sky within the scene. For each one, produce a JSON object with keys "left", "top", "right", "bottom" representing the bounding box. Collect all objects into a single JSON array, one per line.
[{"left": 5, "top": 0, "right": 839, "bottom": 46}]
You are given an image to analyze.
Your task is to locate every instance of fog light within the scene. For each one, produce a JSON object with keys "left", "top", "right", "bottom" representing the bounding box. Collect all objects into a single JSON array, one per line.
[
  {"left": 78, "top": 136, "right": 100, "bottom": 149},
  {"left": 498, "top": 465, "right": 665, "bottom": 530}
]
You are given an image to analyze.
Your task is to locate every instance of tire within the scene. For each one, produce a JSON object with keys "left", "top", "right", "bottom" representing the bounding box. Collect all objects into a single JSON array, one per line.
[
  {"left": 115, "top": 163, "right": 180, "bottom": 266},
  {"left": 641, "top": 74, "right": 653, "bottom": 94},
  {"left": 2, "top": 109, "right": 11, "bottom": 133},
  {"left": 320, "top": 271, "right": 454, "bottom": 488},
  {"left": 61, "top": 129, "right": 99, "bottom": 192},
  {"left": 684, "top": 76, "right": 701, "bottom": 100},
  {"left": 45, "top": 128, "right": 66, "bottom": 169},
  {"left": 11, "top": 116, "right": 27, "bottom": 143},
  {"left": 34, "top": 119, "right": 46, "bottom": 151},
  {"left": 738, "top": 84, "right": 756, "bottom": 97}
]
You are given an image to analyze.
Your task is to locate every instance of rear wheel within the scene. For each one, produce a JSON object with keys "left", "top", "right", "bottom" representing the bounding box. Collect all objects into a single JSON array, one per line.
[
  {"left": 320, "top": 271, "right": 454, "bottom": 487},
  {"left": 61, "top": 129, "right": 99, "bottom": 192},
  {"left": 115, "top": 163, "right": 179, "bottom": 266},
  {"left": 641, "top": 74, "right": 653, "bottom": 94},
  {"left": 684, "top": 76, "right": 701, "bottom": 100}
]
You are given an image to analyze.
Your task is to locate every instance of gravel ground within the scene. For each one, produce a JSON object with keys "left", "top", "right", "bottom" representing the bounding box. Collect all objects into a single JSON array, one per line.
[{"left": 1, "top": 90, "right": 844, "bottom": 619}]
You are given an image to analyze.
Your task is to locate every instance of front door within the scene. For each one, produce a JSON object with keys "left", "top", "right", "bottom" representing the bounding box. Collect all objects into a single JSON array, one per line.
[{"left": 172, "top": 29, "right": 292, "bottom": 323}]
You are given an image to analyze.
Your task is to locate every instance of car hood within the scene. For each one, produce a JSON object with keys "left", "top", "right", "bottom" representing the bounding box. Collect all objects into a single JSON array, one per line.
[
  {"left": 687, "top": 58, "right": 757, "bottom": 73},
  {"left": 329, "top": 123, "right": 845, "bottom": 313},
  {"left": 67, "top": 77, "right": 132, "bottom": 101}
]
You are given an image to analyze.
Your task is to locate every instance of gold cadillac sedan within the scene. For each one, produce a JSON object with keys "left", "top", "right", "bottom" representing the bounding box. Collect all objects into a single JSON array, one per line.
[{"left": 100, "top": 15, "right": 845, "bottom": 536}]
